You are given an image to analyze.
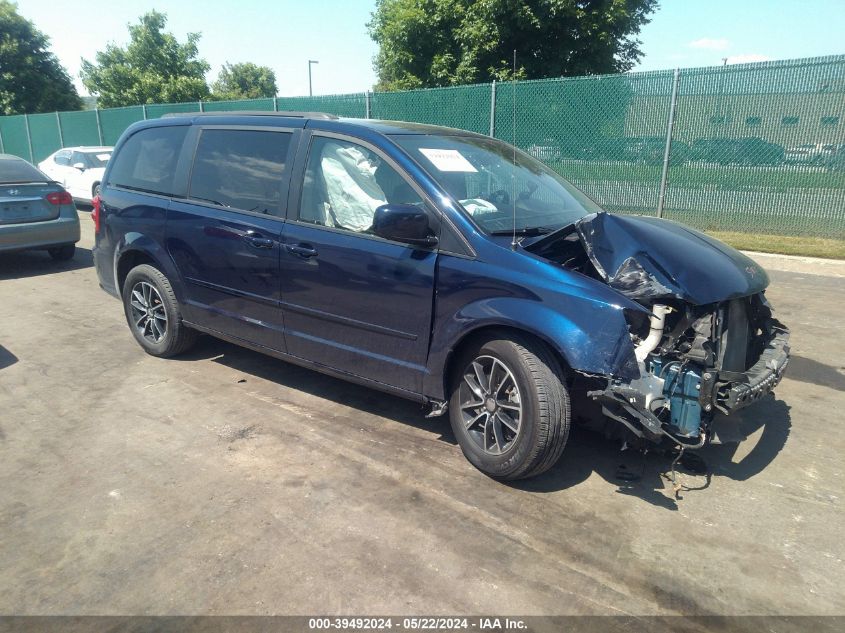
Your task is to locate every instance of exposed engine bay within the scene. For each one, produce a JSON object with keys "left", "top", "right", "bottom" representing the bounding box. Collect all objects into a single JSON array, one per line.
[
  {"left": 590, "top": 295, "right": 789, "bottom": 448},
  {"left": 526, "top": 212, "right": 790, "bottom": 450}
]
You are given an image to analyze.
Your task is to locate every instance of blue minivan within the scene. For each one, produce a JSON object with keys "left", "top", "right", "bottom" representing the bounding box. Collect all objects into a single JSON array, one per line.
[{"left": 92, "top": 112, "right": 789, "bottom": 480}]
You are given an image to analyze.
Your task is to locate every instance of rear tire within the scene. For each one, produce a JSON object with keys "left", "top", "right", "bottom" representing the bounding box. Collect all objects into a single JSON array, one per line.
[
  {"left": 48, "top": 244, "right": 75, "bottom": 261},
  {"left": 122, "top": 264, "right": 197, "bottom": 358},
  {"left": 448, "top": 333, "right": 570, "bottom": 480}
]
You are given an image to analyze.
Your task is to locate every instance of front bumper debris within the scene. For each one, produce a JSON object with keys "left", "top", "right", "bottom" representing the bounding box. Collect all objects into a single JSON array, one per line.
[
  {"left": 714, "top": 323, "right": 790, "bottom": 413},
  {"left": 588, "top": 317, "right": 790, "bottom": 447}
]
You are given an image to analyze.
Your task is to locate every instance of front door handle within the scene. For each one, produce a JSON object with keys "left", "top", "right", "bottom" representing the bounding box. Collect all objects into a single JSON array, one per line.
[
  {"left": 285, "top": 243, "right": 318, "bottom": 258},
  {"left": 244, "top": 233, "right": 275, "bottom": 249}
]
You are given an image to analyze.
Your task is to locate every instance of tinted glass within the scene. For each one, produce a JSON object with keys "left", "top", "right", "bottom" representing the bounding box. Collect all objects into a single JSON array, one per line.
[
  {"left": 108, "top": 125, "right": 188, "bottom": 195},
  {"left": 0, "top": 157, "right": 49, "bottom": 184},
  {"left": 54, "top": 151, "right": 71, "bottom": 166},
  {"left": 70, "top": 151, "right": 85, "bottom": 166},
  {"left": 392, "top": 134, "right": 602, "bottom": 235},
  {"left": 189, "top": 129, "right": 291, "bottom": 216},
  {"left": 300, "top": 136, "right": 424, "bottom": 233}
]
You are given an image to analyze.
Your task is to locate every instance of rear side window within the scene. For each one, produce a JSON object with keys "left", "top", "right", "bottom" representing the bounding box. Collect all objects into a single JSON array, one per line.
[
  {"left": 189, "top": 129, "right": 292, "bottom": 216},
  {"left": 108, "top": 125, "right": 188, "bottom": 195},
  {"left": 54, "top": 151, "right": 71, "bottom": 166}
]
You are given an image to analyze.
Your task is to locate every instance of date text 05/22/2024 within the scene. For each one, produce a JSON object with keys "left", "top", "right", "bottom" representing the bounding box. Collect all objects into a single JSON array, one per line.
[{"left": 308, "top": 617, "right": 527, "bottom": 630}]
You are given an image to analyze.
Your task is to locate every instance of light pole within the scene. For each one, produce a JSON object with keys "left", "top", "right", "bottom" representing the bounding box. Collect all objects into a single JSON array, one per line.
[{"left": 308, "top": 60, "right": 319, "bottom": 96}]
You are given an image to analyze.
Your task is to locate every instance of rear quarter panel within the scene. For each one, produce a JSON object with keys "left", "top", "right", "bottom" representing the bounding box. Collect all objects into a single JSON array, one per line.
[{"left": 94, "top": 188, "right": 174, "bottom": 298}]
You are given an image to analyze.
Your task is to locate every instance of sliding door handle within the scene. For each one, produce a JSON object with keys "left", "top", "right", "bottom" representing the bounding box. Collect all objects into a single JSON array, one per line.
[
  {"left": 244, "top": 234, "right": 275, "bottom": 249},
  {"left": 285, "top": 243, "right": 318, "bottom": 258}
]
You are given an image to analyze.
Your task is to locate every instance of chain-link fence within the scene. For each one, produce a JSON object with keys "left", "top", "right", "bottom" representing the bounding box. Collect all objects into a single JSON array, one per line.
[{"left": 1, "top": 55, "right": 843, "bottom": 237}]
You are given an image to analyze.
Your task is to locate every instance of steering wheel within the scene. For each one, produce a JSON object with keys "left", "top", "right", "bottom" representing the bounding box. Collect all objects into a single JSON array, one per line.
[
  {"left": 487, "top": 189, "right": 511, "bottom": 207},
  {"left": 518, "top": 182, "right": 539, "bottom": 202}
]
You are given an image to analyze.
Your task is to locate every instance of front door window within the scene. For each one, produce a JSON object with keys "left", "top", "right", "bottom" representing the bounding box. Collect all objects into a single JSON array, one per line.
[{"left": 299, "top": 136, "right": 425, "bottom": 233}]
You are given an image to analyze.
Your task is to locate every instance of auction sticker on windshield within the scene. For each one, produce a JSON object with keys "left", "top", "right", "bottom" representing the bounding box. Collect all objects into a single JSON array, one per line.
[{"left": 418, "top": 148, "right": 477, "bottom": 172}]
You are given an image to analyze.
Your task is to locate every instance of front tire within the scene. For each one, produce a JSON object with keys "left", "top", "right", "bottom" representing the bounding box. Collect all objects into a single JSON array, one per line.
[
  {"left": 448, "top": 333, "right": 570, "bottom": 480},
  {"left": 122, "top": 264, "right": 196, "bottom": 357}
]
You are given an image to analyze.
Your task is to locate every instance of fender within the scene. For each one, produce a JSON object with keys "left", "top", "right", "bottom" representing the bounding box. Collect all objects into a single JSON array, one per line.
[
  {"left": 112, "top": 232, "right": 185, "bottom": 301},
  {"left": 423, "top": 295, "right": 640, "bottom": 400}
]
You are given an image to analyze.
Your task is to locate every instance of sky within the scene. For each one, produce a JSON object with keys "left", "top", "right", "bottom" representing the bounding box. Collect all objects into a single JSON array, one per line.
[
  {"left": 14, "top": 0, "right": 380, "bottom": 97},
  {"left": 634, "top": 0, "right": 845, "bottom": 71},
  {"left": 12, "top": 0, "right": 845, "bottom": 98}
]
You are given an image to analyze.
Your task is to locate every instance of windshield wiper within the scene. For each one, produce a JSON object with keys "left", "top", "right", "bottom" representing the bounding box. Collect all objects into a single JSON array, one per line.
[{"left": 489, "top": 226, "right": 555, "bottom": 236}]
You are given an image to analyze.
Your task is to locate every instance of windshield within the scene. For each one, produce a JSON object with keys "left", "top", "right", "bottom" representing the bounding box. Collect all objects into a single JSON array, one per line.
[
  {"left": 84, "top": 151, "right": 111, "bottom": 168},
  {"left": 392, "top": 134, "right": 603, "bottom": 234}
]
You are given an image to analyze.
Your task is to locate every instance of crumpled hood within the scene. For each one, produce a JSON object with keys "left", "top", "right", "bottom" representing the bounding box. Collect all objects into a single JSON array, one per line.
[{"left": 574, "top": 212, "right": 769, "bottom": 305}]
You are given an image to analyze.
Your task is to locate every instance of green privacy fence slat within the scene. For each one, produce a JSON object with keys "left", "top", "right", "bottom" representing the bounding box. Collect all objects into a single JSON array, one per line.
[
  {"left": 0, "top": 115, "right": 30, "bottom": 159},
  {"left": 145, "top": 102, "right": 202, "bottom": 118},
  {"left": 371, "top": 83, "right": 490, "bottom": 133},
  {"left": 275, "top": 93, "right": 367, "bottom": 118},
  {"left": 27, "top": 112, "right": 61, "bottom": 163},
  {"left": 202, "top": 97, "right": 276, "bottom": 111},
  {"left": 493, "top": 71, "right": 676, "bottom": 218},
  {"left": 98, "top": 106, "right": 145, "bottom": 145},
  {"left": 2, "top": 54, "right": 843, "bottom": 237},
  {"left": 58, "top": 110, "right": 100, "bottom": 147},
  {"left": 662, "top": 56, "right": 845, "bottom": 237}
]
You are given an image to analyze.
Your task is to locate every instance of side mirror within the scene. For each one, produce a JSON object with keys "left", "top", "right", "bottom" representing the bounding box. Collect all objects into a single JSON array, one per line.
[
  {"left": 72, "top": 162, "right": 86, "bottom": 171},
  {"left": 372, "top": 204, "right": 438, "bottom": 247}
]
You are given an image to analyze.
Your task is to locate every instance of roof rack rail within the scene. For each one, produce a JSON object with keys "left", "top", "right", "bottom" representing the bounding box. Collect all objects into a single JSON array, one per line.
[{"left": 162, "top": 110, "right": 339, "bottom": 120}]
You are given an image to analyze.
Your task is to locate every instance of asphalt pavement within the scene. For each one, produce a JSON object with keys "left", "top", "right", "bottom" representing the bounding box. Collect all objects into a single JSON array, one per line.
[{"left": 0, "top": 212, "right": 842, "bottom": 615}]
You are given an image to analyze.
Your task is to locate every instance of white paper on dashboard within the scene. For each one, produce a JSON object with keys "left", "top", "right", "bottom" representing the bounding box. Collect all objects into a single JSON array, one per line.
[{"left": 418, "top": 148, "right": 478, "bottom": 172}]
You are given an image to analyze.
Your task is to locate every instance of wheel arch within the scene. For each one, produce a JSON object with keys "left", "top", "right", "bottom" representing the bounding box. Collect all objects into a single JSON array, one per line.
[
  {"left": 423, "top": 297, "right": 639, "bottom": 402},
  {"left": 113, "top": 235, "right": 181, "bottom": 299},
  {"left": 442, "top": 324, "right": 573, "bottom": 401},
  {"left": 115, "top": 249, "right": 158, "bottom": 295}
]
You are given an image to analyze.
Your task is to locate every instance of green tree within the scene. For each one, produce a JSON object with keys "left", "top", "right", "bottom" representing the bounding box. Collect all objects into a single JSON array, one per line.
[
  {"left": 368, "top": 0, "right": 659, "bottom": 90},
  {"left": 80, "top": 10, "right": 210, "bottom": 107},
  {"left": 0, "top": 1, "right": 82, "bottom": 115},
  {"left": 211, "top": 62, "right": 277, "bottom": 101}
]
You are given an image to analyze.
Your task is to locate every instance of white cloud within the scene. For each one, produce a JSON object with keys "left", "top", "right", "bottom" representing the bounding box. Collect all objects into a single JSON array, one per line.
[
  {"left": 689, "top": 38, "right": 730, "bottom": 51},
  {"left": 725, "top": 54, "right": 773, "bottom": 65}
]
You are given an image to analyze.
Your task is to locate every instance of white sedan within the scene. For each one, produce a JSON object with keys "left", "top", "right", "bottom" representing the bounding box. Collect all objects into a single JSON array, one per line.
[{"left": 38, "top": 146, "right": 112, "bottom": 203}]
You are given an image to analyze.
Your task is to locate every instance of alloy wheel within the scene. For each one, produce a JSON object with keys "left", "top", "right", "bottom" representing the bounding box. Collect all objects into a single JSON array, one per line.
[
  {"left": 458, "top": 355, "right": 523, "bottom": 455},
  {"left": 129, "top": 281, "right": 168, "bottom": 343}
]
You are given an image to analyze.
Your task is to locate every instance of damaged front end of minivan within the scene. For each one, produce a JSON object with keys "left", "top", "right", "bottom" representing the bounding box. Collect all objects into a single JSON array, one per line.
[{"left": 526, "top": 212, "right": 790, "bottom": 449}]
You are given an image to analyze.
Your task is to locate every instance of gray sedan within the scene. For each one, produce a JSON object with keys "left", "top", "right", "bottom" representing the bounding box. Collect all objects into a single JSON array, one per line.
[{"left": 0, "top": 154, "right": 80, "bottom": 260}]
